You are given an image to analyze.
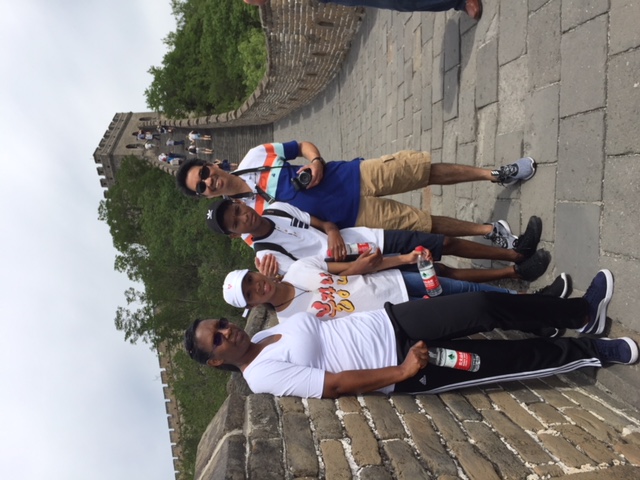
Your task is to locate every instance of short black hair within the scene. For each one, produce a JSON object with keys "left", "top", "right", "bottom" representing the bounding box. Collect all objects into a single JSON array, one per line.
[
  {"left": 184, "top": 319, "right": 241, "bottom": 373},
  {"left": 184, "top": 319, "right": 209, "bottom": 364},
  {"left": 176, "top": 158, "right": 208, "bottom": 197}
]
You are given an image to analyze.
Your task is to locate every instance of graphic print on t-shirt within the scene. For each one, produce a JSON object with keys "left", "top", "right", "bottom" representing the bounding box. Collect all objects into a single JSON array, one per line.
[{"left": 312, "top": 272, "right": 354, "bottom": 318}]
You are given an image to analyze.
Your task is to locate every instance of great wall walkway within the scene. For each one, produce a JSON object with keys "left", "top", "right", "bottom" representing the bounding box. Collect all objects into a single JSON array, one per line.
[{"left": 193, "top": 2, "right": 640, "bottom": 478}]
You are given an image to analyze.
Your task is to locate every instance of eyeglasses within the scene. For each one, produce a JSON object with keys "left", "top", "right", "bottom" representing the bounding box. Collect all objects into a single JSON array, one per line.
[
  {"left": 195, "top": 165, "right": 212, "bottom": 196},
  {"left": 213, "top": 318, "right": 229, "bottom": 347}
]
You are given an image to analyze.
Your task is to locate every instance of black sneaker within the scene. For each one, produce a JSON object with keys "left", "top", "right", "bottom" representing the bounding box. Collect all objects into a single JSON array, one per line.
[
  {"left": 513, "top": 216, "right": 542, "bottom": 257},
  {"left": 594, "top": 338, "right": 639, "bottom": 364},
  {"left": 534, "top": 273, "right": 572, "bottom": 298},
  {"left": 578, "top": 269, "right": 614, "bottom": 335},
  {"left": 514, "top": 249, "right": 551, "bottom": 281}
]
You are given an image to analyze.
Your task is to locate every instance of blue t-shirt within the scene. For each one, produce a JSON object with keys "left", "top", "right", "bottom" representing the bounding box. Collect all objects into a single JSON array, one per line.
[{"left": 237, "top": 141, "right": 362, "bottom": 229}]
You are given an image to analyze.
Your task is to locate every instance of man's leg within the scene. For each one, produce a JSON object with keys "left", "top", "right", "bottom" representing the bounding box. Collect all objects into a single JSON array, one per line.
[
  {"left": 394, "top": 337, "right": 603, "bottom": 394},
  {"left": 324, "top": 0, "right": 465, "bottom": 12},
  {"left": 430, "top": 215, "right": 493, "bottom": 236},
  {"left": 385, "top": 292, "right": 589, "bottom": 340},
  {"left": 401, "top": 271, "right": 515, "bottom": 298}
]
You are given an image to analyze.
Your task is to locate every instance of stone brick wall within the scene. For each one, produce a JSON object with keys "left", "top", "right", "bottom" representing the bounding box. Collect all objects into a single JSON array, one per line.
[
  {"left": 147, "top": 0, "right": 365, "bottom": 130},
  {"left": 193, "top": 307, "right": 640, "bottom": 479}
]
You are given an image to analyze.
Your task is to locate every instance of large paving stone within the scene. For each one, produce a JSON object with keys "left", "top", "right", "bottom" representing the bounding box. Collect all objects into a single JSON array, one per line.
[
  {"left": 527, "top": 0, "right": 561, "bottom": 89},
  {"left": 520, "top": 164, "right": 556, "bottom": 244},
  {"left": 498, "top": 56, "right": 527, "bottom": 135},
  {"left": 557, "top": 110, "right": 605, "bottom": 202},
  {"left": 555, "top": 202, "right": 601, "bottom": 288},
  {"left": 601, "top": 155, "right": 640, "bottom": 258},
  {"left": 498, "top": 0, "right": 527, "bottom": 65},
  {"left": 559, "top": 15, "right": 607, "bottom": 117},
  {"left": 525, "top": 83, "right": 559, "bottom": 164},
  {"left": 606, "top": 49, "right": 640, "bottom": 155},
  {"left": 561, "top": 0, "right": 609, "bottom": 31},
  {"left": 610, "top": 0, "right": 640, "bottom": 55},
  {"left": 601, "top": 253, "right": 640, "bottom": 334},
  {"left": 443, "top": 16, "right": 460, "bottom": 72},
  {"left": 476, "top": 38, "right": 498, "bottom": 108}
]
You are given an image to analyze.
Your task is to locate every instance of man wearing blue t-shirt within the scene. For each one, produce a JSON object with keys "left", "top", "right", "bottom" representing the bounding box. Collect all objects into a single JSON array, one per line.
[{"left": 176, "top": 140, "right": 535, "bottom": 238}]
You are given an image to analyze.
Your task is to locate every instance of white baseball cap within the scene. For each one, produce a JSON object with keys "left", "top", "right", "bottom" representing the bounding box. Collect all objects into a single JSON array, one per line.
[{"left": 222, "top": 269, "right": 249, "bottom": 308}]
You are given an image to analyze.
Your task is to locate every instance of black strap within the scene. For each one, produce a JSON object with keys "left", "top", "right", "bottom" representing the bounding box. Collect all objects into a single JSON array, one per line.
[
  {"left": 262, "top": 208, "right": 294, "bottom": 219},
  {"left": 253, "top": 242, "right": 298, "bottom": 261}
]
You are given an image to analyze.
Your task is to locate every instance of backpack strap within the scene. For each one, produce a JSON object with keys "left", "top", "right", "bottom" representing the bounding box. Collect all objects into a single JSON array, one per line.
[{"left": 253, "top": 242, "right": 298, "bottom": 262}]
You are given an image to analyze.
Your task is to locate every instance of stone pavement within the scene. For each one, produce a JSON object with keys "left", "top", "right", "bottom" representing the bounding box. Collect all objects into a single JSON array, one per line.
[
  {"left": 191, "top": 3, "right": 640, "bottom": 478},
  {"left": 274, "top": 2, "right": 640, "bottom": 402}
]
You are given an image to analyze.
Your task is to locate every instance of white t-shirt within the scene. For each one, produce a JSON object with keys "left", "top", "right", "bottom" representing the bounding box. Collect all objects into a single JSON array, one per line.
[
  {"left": 243, "top": 309, "right": 397, "bottom": 398},
  {"left": 278, "top": 256, "right": 408, "bottom": 322},
  {"left": 252, "top": 202, "right": 384, "bottom": 275}
]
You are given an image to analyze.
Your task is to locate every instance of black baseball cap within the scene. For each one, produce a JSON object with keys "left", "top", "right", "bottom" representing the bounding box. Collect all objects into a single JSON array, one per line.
[{"left": 205, "top": 199, "right": 233, "bottom": 234}]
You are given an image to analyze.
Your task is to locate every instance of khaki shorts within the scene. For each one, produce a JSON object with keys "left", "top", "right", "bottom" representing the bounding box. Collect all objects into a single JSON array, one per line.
[{"left": 356, "top": 150, "right": 433, "bottom": 232}]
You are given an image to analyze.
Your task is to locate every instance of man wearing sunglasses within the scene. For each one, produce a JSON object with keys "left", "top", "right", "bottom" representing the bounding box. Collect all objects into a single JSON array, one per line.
[{"left": 176, "top": 140, "right": 536, "bottom": 237}]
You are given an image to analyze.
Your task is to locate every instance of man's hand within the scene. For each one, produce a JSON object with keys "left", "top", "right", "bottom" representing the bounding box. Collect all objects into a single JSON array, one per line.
[
  {"left": 255, "top": 254, "right": 280, "bottom": 278},
  {"left": 348, "top": 248, "right": 383, "bottom": 274},
  {"left": 326, "top": 229, "right": 347, "bottom": 261},
  {"left": 297, "top": 159, "right": 324, "bottom": 189},
  {"left": 402, "top": 247, "right": 432, "bottom": 265},
  {"left": 400, "top": 341, "right": 429, "bottom": 378}
]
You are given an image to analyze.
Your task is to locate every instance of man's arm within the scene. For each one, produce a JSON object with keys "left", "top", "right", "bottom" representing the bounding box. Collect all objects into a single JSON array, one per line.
[
  {"left": 309, "top": 215, "right": 347, "bottom": 261},
  {"left": 322, "top": 341, "right": 429, "bottom": 398},
  {"left": 296, "top": 141, "right": 325, "bottom": 189},
  {"left": 326, "top": 248, "right": 421, "bottom": 276}
]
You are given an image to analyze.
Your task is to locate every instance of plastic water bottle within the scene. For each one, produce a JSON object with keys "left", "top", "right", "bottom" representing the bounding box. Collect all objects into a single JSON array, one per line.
[
  {"left": 326, "top": 242, "right": 377, "bottom": 261},
  {"left": 428, "top": 347, "right": 481, "bottom": 372},
  {"left": 415, "top": 246, "right": 442, "bottom": 297}
]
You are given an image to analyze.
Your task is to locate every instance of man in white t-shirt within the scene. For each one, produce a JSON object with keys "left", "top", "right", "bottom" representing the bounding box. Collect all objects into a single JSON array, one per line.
[
  {"left": 222, "top": 253, "right": 522, "bottom": 322},
  {"left": 206, "top": 199, "right": 550, "bottom": 283}
]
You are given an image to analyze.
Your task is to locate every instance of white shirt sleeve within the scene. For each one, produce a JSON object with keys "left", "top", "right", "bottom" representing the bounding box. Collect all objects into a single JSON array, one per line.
[
  {"left": 268, "top": 202, "right": 312, "bottom": 225},
  {"left": 244, "top": 359, "right": 326, "bottom": 398}
]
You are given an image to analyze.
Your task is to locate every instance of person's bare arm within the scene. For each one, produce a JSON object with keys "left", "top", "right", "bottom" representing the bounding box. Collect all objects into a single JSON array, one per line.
[
  {"left": 322, "top": 342, "right": 429, "bottom": 398},
  {"left": 309, "top": 215, "right": 346, "bottom": 261},
  {"left": 297, "top": 141, "right": 325, "bottom": 188},
  {"left": 326, "top": 248, "right": 421, "bottom": 276}
]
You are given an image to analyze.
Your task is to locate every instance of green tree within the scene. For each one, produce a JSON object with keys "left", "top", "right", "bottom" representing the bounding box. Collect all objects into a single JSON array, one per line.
[{"left": 145, "top": 0, "right": 266, "bottom": 117}]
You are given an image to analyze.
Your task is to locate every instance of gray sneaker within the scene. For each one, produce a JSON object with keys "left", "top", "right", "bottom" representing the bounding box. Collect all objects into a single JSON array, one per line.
[
  {"left": 493, "top": 157, "right": 537, "bottom": 186},
  {"left": 484, "top": 220, "right": 518, "bottom": 249}
]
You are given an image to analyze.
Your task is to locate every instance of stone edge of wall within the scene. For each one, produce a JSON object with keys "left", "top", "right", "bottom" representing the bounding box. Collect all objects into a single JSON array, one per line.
[{"left": 145, "top": 1, "right": 365, "bottom": 130}]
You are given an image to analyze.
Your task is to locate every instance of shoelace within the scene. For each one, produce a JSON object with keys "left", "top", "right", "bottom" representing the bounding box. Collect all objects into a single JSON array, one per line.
[{"left": 496, "top": 164, "right": 519, "bottom": 184}]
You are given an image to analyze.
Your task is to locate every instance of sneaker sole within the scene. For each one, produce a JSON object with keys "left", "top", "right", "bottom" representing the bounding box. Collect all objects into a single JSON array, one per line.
[
  {"left": 599, "top": 337, "right": 639, "bottom": 364},
  {"left": 559, "top": 272, "right": 570, "bottom": 299},
  {"left": 590, "top": 269, "right": 614, "bottom": 335},
  {"left": 519, "top": 157, "right": 537, "bottom": 182}
]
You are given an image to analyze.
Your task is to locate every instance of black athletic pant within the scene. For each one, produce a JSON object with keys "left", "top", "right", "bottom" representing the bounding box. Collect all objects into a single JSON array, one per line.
[{"left": 384, "top": 292, "right": 602, "bottom": 394}]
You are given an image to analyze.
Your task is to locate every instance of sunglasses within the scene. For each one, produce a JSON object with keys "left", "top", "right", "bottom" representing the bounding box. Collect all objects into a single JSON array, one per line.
[
  {"left": 195, "top": 165, "right": 212, "bottom": 196},
  {"left": 213, "top": 318, "right": 229, "bottom": 347}
]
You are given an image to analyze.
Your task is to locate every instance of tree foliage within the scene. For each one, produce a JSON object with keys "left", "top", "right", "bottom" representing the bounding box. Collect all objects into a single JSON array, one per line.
[
  {"left": 145, "top": 0, "right": 265, "bottom": 117},
  {"left": 98, "top": 157, "right": 254, "bottom": 345},
  {"left": 99, "top": 157, "right": 255, "bottom": 475}
]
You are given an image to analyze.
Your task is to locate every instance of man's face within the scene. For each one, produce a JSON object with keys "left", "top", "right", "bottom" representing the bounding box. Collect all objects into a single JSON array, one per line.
[
  {"left": 185, "top": 163, "right": 233, "bottom": 198},
  {"left": 242, "top": 272, "right": 277, "bottom": 307},
  {"left": 222, "top": 201, "right": 263, "bottom": 234},
  {"left": 195, "top": 318, "right": 250, "bottom": 366}
]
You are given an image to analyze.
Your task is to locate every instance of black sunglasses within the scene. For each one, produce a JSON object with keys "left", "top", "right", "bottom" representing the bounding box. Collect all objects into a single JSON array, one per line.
[
  {"left": 195, "top": 165, "right": 212, "bottom": 196},
  {"left": 213, "top": 318, "right": 229, "bottom": 347}
]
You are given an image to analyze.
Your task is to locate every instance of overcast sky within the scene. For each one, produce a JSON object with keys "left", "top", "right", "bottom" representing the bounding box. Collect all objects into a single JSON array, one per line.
[{"left": 0, "top": 2, "right": 181, "bottom": 478}]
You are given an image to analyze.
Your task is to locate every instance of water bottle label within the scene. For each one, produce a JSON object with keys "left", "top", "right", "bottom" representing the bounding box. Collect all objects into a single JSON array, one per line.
[
  {"left": 424, "top": 276, "right": 440, "bottom": 290},
  {"left": 439, "top": 350, "right": 478, "bottom": 371}
]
